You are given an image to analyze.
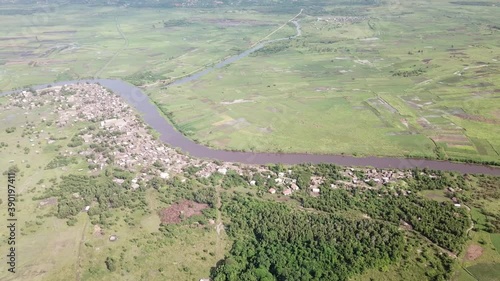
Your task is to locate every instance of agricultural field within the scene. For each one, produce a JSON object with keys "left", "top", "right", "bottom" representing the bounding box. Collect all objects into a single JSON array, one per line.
[
  {"left": 0, "top": 3, "right": 292, "bottom": 88},
  {"left": 0, "top": 0, "right": 500, "bottom": 279},
  {"left": 1, "top": 1, "right": 499, "bottom": 163},
  {"left": 146, "top": 0, "right": 500, "bottom": 163}
]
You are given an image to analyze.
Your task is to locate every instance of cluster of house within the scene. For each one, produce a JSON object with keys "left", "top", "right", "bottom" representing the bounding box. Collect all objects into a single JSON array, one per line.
[
  {"left": 6, "top": 83, "right": 423, "bottom": 198},
  {"left": 262, "top": 171, "right": 326, "bottom": 196},
  {"left": 342, "top": 168, "right": 413, "bottom": 186},
  {"left": 447, "top": 187, "right": 463, "bottom": 207},
  {"left": 7, "top": 83, "right": 247, "bottom": 186},
  {"left": 264, "top": 168, "right": 415, "bottom": 197},
  {"left": 265, "top": 170, "right": 302, "bottom": 196}
]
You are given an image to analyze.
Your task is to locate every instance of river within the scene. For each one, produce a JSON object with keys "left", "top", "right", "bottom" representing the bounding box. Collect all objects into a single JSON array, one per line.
[
  {"left": 1, "top": 16, "right": 499, "bottom": 175},
  {"left": 2, "top": 78, "right": 500, "bottom": 175}
]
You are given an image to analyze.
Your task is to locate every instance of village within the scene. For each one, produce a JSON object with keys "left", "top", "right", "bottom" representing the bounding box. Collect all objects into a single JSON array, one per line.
[
  {"left": 264, "top": 166, "right": 414, "bottom": 197},
  {"left": 7, "top": 83, "right": 423, "bottom": 197}
]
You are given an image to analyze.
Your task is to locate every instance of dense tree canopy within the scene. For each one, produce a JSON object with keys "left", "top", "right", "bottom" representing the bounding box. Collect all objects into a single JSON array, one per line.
[{"left": 212, "top": 197, "right": 404, "bottom": 281}]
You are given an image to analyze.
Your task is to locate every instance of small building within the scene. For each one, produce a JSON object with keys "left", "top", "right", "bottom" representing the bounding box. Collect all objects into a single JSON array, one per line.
[
  {"left": 249, "top": 180, "right": 256, "bottom": 186},
  {"left": 268, "top": 188, "right": 276, "bottom": 194},
  {"left": 312, "top": 188, "right": 320, "bottom": 193},
  {"left": 113, "top": 178, "right": 125, "bottom": 185},
  {"left": 84, "top": 205, "right": 90, "bottom": 212},
  {"left": 217, "top": 168, "right": 227, "bottom": 175},
  {"left": 291, "top": 183, "right": 300, "bottom": 191},
  {"left": 160, "top": 172, "right": 170, "bottom": 179},
  {"left": 283, "top": 189, "right": 292, "bottom": 196}
]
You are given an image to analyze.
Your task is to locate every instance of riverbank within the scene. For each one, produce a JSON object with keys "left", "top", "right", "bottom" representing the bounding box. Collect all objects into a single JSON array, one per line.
[{"left": 2, "top": 79, "right": 500, "bottom": 175}]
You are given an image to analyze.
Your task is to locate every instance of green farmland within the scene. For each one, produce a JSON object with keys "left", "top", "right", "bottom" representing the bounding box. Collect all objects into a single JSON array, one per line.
[
  {"left": 149, "top": 0, "right": 500, "bottom": 163},
  {"left": 1, "top": 0, "right": 499, "bottom": 163},
  {"left": 1, "top": 1, "right": 500, "bottom": 280}
]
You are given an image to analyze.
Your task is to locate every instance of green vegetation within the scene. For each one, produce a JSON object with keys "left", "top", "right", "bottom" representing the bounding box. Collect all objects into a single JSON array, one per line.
[
  {"left": 146, "top": 0, "right": 500, "bottom": 163},
  {"left": 1, "top": 85, "right": 500, "bottom": 280},
  {"left": 467, "top": 263, "right": 500, "bottom": 281},
  {"left": 45, "top": 155, "right": 79, "bottom": 169},
  {"left": 212, "top": 197, "right": 405, "bottom": 281},
  {"left": 1, "top": 0, "right": 499, "bottom": 163},
  {"left": 493, "top": 234, "right": 500, "bottom": 255},
  {"left": 301, "top": 188, "right": 468, "bottom": 252},
  {"left": 1, "top": 1, "right": 500, "bottom": 281}
]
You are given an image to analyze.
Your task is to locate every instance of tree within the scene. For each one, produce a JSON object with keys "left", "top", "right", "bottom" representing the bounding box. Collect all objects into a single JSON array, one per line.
[{"left": 105, "top": 257, "right": 116, "bottom": 272}]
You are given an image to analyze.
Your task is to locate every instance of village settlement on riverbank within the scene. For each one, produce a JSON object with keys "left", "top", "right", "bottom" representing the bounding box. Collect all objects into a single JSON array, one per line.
[{"left": 4, "top": 83, "right": 442, "bottom": 195}]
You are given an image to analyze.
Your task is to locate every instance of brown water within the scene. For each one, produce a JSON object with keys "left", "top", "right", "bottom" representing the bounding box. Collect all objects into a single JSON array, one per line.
[{"left": 3, "top": 78, "right": 499, "bottom": 175}]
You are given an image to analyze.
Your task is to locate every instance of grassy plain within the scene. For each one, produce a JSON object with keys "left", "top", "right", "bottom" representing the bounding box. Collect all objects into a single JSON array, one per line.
[
  {"left": 0, "top": 92, "right": 226, "bottom": 281},
  {"left": 0, "top": 4, "right": 291, "bottom": 87},
  {"left": 1, "top": 1, "right": 499, "bottom": 163},
  {"left": 147, "top": 0, "right": 500, "bottom": 162}
]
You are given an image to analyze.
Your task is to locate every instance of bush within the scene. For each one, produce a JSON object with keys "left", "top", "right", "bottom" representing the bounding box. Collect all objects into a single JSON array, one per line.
[{"left": 105, "top": 257, "right": 116, "bottom": 272}]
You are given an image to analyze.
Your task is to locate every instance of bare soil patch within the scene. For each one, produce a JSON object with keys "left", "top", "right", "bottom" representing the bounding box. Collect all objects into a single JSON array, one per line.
[
  {"left": 417, "top": 117, "right": 433, "bottom": 129},
  {"left": 93, "top": 224, "right": 104, "bottom": 236},
  {"left": 159, "top": 200, "right": 208, "bottom": 224},
  {"left": 212, "top": 138, "right": 231, "bottom": 147},
  {"left": 465, "top": 244, "right": 484, "bottom": 261},
  {"left": 217, "top": 117, "right": 250, "bottom": 130},
  {"left": 400, "top": 118, "right": 409, "bottom": 128},
  {"left": 431, "top": 134, "right": 470, "bottom": 145},
  {"left": 38, "top": 197, "right": 57, "bottom": 208},
  {"left": 42, "top": 30, "right": 77, "bottom": 34},
  {"left": 258, "top": 127, "right": 273, "bottom": 134},
  {"left": 220, "top": 99, "right": 253, "bottom": 105},
  {"left": 196, "top": 18, "right": 273, "bottom": 27},
  {"left": 454, "top": 113, "right": 500, "bottom": 125}
]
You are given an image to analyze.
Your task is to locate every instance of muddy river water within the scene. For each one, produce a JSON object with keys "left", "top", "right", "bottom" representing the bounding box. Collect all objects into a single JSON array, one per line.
[
  {"left": 2, "top": 18, "right": 499, "bottom": 175},
  {"left": 2, "top": 78, "right": 500, "bottom": 175}
]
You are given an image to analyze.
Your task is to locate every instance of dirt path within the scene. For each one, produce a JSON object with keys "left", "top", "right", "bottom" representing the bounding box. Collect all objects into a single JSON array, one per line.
[
  {"left": 141, "top": 9, "right": 304, "bottom": 88},
  {"left": 371, "top": 217, "right": 458, "bottom": 258},
  {"left": 94, "top": 17, "right": 129, "bottom": 78},
  {"left": 249, "top": 8, "right": 303, "bottom": 48},
  {"left": 75, "top": 217, "right": 89, "bottom": 281},
  {"left": 464, "top": 204, "right": 474, "bottom": 236},
  {"left": 214, "top": 185, "right": 224, "bottom": 259},
  {"left": 408, "top": 204, "right": 475, "bottom": 259},
  {"left": 18, "top": 170, "right": 42, "bottom": 194},
  {"left": 409, "top": 229, "right": 457, "bottom": 258},
  {"left": 459, "top": 203, "right": 480, "bottom": 279}
]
